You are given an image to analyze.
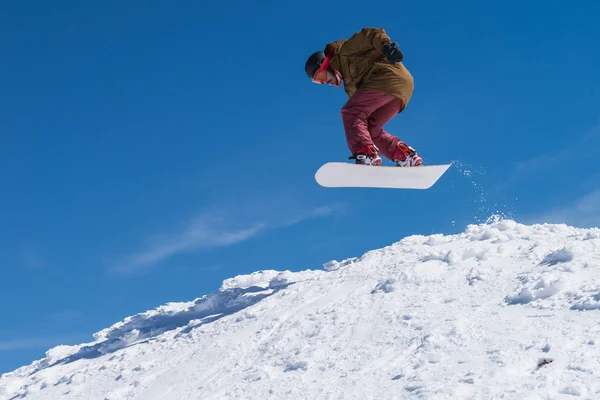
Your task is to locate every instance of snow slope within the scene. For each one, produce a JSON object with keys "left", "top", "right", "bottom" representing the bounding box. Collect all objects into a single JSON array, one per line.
[{"left": 2, "top": 219, "right": 600, "bottom": 399}]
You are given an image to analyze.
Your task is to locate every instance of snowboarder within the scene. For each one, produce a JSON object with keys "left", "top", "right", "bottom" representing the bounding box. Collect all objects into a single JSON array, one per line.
[{"left": 305, "top": 28, "right": 422, "bottom": 167}]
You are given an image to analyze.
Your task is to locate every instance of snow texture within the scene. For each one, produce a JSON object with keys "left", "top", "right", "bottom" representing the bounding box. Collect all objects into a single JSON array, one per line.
[{"left": 2, "top": 219, "right": 600, "bottom": 399}]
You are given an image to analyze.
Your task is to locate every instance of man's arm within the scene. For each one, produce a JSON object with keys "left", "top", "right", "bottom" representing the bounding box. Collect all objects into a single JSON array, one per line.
[
  {"left": 359, "top": 28, "right": 403, "bottom": 62},
  {"left": 358, "top": 28, "right": 392, "bottom": 54}
]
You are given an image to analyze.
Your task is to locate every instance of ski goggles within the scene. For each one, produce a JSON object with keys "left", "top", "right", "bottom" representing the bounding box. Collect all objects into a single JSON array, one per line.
[{"left": 311, "top": 55, "right": 334, "bottom": 85}]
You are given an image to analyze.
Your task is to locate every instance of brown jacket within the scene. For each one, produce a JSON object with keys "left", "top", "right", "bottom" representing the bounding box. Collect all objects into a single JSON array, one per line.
[{"left": 325, "top": 28, "right": 414, "bottom": 108}]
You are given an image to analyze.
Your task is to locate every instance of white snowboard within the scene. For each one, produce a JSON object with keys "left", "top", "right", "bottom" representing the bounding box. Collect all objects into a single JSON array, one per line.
[{"left": 315, "top": 162, "right": 452, "bottom": 189}]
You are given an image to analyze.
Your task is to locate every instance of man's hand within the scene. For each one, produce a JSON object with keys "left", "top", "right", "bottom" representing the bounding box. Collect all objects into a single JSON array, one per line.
[{"left": 382, "top": 42, "right": 403, "bottom": 63}]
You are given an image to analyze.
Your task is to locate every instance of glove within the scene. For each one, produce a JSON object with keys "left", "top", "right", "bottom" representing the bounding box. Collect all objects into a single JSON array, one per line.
[{"left": 382, "top": 42, "right": 403, "bottom": 63}]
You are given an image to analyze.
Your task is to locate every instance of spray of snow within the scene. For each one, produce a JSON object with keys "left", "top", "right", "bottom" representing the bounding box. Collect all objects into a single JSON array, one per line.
[
  {"left": 448, "top": 161, "right": 517, "bottom": 227},
  {"left": 1, "top": 219, "right": 600, "bottom": 399}
]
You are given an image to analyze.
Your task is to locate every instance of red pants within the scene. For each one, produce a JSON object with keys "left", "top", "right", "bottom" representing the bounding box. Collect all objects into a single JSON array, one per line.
[{"left": 340, "top": 89, "right": 405, "bottom": 160}]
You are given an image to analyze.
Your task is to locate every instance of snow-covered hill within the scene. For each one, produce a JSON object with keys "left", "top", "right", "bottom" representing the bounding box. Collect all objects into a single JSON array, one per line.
[{"left": 2, "top": 219, "right": 600, "bottom": 399}]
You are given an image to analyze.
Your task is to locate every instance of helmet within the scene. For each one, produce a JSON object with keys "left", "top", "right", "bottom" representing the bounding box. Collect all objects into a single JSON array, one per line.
[{"left": 305, "top": 51, "right": 326, "bottom": 78}]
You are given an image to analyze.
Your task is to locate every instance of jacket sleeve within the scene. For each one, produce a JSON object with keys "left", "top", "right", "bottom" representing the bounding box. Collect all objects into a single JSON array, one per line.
[
  {"left": 332, "top": 28, "right": 392, "bottom": 57},
  {"left": 359, "top": 28, "right": 392, "bottom": 54}
]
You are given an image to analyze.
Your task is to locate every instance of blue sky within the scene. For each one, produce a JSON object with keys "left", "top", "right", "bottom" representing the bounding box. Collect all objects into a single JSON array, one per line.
[{"left": 1, "top": 0, "right": 599, "bottom": 373}]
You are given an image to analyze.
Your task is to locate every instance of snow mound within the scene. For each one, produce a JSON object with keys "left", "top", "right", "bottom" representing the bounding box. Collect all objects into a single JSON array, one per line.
[{"left": 2, "top": 219, "right": 600, "bottom": 399}]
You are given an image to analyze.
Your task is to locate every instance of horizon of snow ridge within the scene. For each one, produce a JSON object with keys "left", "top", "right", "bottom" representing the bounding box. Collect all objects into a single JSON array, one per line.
[{"left": 1, "top": 218, "right": 600, "bottom": 399}]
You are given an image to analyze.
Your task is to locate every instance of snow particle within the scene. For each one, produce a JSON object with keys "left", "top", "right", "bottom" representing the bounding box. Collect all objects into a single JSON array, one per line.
[
  {"left": 560, "top": 386, "right": 581, "bottom": 396},
  {"left": 541, "top": 248, "right": 574, "bottom": 266},
  {"left": 371, "top": 279, "right": 396, "bottom": 294},
  {"left": 541, "top": 344, "right": 551, "bottom": 353},
  {"left": 467, "top": 268, "right": 484, "bottom": 286},
  {"left": 405, "top": 385, "right": 424, "bottom": 393},
  {"left": 536, "top": 358, "right": 554, "bottom": 369},
  {"left": 284, "top": 361, "right": 308, "bottom": 372},
  {"left": 505, "top": 288, "right": 535, "bottom": 305},
  {"left": 505, "top": 278, "right": 563, "bottom": 305}
]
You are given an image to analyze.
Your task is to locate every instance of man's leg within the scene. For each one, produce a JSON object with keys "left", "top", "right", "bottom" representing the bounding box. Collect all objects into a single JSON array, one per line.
[
  {"left": 340, "top": 90, "right": 398, "bottom": 156},
  {"left": 368, "top": 98, "right": 421, "bottom": 165},
  {"left": 367, "top": 97, "right": 404, "bottom": 160}
]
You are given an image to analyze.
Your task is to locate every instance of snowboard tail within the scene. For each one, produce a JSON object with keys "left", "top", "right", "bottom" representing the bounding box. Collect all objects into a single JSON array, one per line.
[{"left": 315, "top": 162, "right": 451, "bottom": 189}]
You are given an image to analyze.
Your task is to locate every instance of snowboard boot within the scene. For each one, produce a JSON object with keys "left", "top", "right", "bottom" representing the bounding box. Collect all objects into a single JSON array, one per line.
[
  {"left": 350, "top": 144, "right": 382, "bottom": 166},
  {"left": 393, "top": 141, "right": 422, "bottom": 167}
]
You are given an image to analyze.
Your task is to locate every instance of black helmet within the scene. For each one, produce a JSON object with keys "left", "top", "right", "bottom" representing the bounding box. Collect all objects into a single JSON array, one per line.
[{"left": 305, "top": 51, "right": 326, "bottom": 78}]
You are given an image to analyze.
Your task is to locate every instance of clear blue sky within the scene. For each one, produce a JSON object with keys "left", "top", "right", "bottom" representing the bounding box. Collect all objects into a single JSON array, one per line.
[{"left": 1, "top": 0, "right": 599, "bottom": 373}]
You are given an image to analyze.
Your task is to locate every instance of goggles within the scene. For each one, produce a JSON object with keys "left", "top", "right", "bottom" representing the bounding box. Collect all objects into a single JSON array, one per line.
[{"left": 311, "top": 56, "right": 341, "bottom": 87}]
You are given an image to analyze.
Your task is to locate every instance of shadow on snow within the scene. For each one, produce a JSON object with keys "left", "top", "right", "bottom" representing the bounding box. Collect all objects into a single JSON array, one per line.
[{"left": 34, "top": 279, "right": 292, "bottom": 373}]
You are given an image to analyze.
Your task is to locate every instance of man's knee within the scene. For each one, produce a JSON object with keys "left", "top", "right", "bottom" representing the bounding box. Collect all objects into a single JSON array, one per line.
[
  {"left": 341, "top": 106, "right": 368, "bottom": 122},
  {"left": 368, "top": 118, "right": 383, "bottom": 139}
]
